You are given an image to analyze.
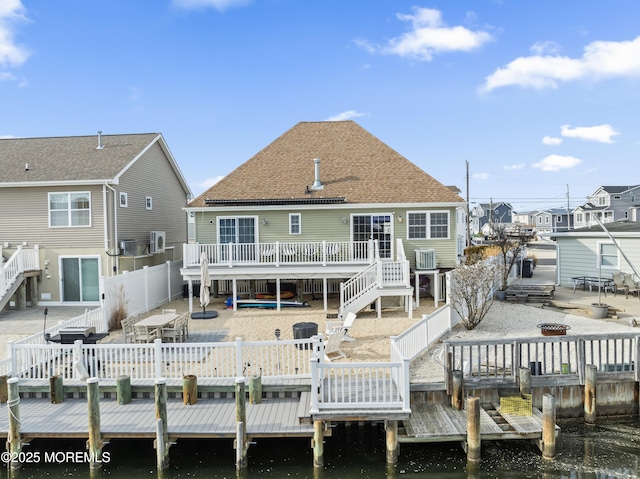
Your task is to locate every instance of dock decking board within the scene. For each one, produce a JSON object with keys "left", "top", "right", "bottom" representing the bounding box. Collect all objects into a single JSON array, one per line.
[{"left": 0, "top": 396, "right": 315, "bottom": 440}]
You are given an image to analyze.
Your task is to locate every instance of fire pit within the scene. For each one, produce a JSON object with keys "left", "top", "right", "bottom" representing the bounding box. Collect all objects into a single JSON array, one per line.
[{"left": 537, "top": 323, "right": 571, "bottom": 336}]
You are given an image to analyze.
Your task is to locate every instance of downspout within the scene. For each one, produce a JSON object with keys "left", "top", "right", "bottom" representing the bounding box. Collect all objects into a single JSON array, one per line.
[
  {"left": 105, "top": 183, "right": 119, "bottom": 277},
  {"left": 593, "top": 215, "right": 640, "bottom": 279}
]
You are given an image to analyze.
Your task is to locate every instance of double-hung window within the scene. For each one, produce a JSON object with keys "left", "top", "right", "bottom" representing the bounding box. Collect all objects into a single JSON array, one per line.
[
  {"left": 598, "top": 242, "right": 618, "bottom": 269},
  {"left": 49, "top": 192, "right": 91, "bottom": 227},
  {"left": 289, "top": 213, "right": 301, "bottom": 235},
  {"left": 407, "top": 211, "right": 449, "bottom": 239}
]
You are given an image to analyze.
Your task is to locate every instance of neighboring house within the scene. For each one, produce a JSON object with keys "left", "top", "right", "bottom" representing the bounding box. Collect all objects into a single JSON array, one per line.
[
  {"left": 512, "top": 211, "right": 537, "bottom": 227},
  {"left": 0, "top": 132, "right": 192, "bottom": 307},
  {"left": 183, "top": 121, "right": 465, "bottom": 316},
  {"left": 470, "top": 202, "right": 513, "bottom": 236},
  {"left": 573, "top": 185, "right": 640, "bottom": 229},
  {"left": 554, "top": 221, "right": 640, "bottom": 288},
  {"left": 534, "top": 209, "right": 573, "bottom": 234}
]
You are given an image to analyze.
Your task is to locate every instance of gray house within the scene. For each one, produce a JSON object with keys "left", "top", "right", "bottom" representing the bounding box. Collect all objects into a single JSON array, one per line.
[
  {"left": 554, "top": 221, "right": 640, "bottom": 288},
  {"left": 183, "top": 121, "right": 465, "bottom": 315},
  {"left": 534, "top": 209, "right": 573, "bottom": 234},
  {"left": 0, "top": 132, "right": 192, "bottom": 306},
  {"left": 573, "top": 185, "right": 640, "bottom": 229},
  {"left": 470, "top": 202, "right": 513, "bottom": 236}
]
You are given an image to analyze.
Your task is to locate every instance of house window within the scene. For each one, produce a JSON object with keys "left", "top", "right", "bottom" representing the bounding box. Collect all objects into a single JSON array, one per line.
[
  {"left": 576, "top": 213, "right": 583, "bottom": 222},
  {"left": 545, "top": 216, "right": 549, "bottom": 224},
  {"left": 49, "top": 192, "right": 91, "bottom": 227},
  {"left": 624, "top": 211, "right": 629, "bottom": 219},
  {"left": 407, "top": 211, "right": 449, "bottom": 239},
  {"left": 537, "top": 217, "right": 542, "bottom": 224},
  {"left": 146, "top": 196, "right": 153, "bottom": 210},
  {"left": 614, "top": 195, "right": 621, "bottom": 200},
  {"left": 556, "top": 216, "right": 562, "bottom": 222},
  {"left": 597, "top": 196, "right": 606, "bottom": 206},
  {"left": 598, "top": 242, "right": 618, "bottom": 269},
  {"left": 119, "top": 192, "right": 128, "bottom": 208},
  {"left": 289, "top": 213, "right": 301, "bottom": 235}
]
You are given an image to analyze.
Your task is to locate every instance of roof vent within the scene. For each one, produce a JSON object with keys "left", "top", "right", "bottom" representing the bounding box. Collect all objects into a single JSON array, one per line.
[
  {"left": 96, "top": 131, "right": 104, "bottom": 150},
  {"left": 310, "top": 158, "right": 324, "bottom": 191}
]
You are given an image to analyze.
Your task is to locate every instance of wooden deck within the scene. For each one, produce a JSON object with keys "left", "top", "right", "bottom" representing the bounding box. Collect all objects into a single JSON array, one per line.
[
  {"left": 399, "top": 403, "right": 558, "bottom": 443},
  {"left": 0, "top": 395, "right": 316, "bottom": 440}
]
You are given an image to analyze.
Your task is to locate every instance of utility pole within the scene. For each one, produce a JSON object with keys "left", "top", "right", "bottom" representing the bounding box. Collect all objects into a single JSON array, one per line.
[
  {"left": 566, "top": 184, "right": 571, "bottom": 230},
  {"left": 466, "top": 161, "right": 471, "bottom": 247}
]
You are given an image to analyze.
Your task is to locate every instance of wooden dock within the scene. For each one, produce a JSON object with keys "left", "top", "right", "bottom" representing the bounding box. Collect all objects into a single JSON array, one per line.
[
  {"left": 399, "top": 402, "right": 558, "bottom": 443},
  {"left": 0, "top": 395, "right": 316, "bottom": 440}
]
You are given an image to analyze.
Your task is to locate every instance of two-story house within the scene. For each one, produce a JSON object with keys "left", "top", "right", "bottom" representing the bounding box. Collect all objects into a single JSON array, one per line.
[
  {"left": 573, "top": 185, "right": 640, "bottom": 229},
  {"left": 534, "top": 208, "right": 573, "bottom": 234},
  {"left": 470, "top": 202, "right": 513, "bottom": 237},
  {"left": 0, "top": 132, "right": 192, "bottom": 308},
  {"left": 182, "top": 121, "right": 465, "bottom": 317}
]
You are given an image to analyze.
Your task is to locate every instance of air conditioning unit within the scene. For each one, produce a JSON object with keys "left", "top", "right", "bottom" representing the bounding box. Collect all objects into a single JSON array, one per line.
[
  {"left": 150, "top": 231, "right": 166, "bottom": 254},
  {"left": 415, "top": 249, "right": 436, "bottom": 270},
  {"left": 119, "top": 239, "right": 136, "bottom": 256}
]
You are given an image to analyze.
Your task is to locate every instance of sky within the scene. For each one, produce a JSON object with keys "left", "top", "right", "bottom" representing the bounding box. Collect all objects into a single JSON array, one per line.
[{"left": 2, "top": 0, "right": 640, "bottom": 213}]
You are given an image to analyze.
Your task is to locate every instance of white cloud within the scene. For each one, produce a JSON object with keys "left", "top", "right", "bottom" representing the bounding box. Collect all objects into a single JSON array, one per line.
[
  {"left": 481, "top": 35, "right": 640, "bottom": 92},
  {"left": 542, "top": 136, "right": 563, "bottom": 145},
  {"left": 532, "top": 155, "right": 582, "bottom": 172},
  {"left": 325, "top": 110, "right": 366, "bottom": 122},
  {"left": 530, "top": 41, "right": 560, "bottom": 56},
  {"left": 504, "top": 163, "right": 525, "bottom": 170},
  {"left": 193, "top": 176, "right": 225, "bottom": 195},
  {"left": 0, "top": 0, "right": 30, "bottom": 68},
  {"left": 359, "top": 7, "right": 493, "bottom": 61},
  {"left": 472, "top": 172, "right": 490, "bottom": 180},
  {"left": 560, "top": 124, "right": 620, "bottom": 143},
  {"left": 172, "top": 0, "right": 251, "bottom": 11}
]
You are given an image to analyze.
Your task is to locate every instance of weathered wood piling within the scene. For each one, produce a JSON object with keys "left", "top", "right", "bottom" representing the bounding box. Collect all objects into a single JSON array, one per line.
[
  {"left": 155, "top": 378, "right": 169, "bottom": 470},
  {"left": 313, "top": 420, "right": 324, "bottom": 467},
  {"left": 7, "top": 377, "right": 21, "bottom": 470},
  {"left": 466, "top": 397, "right": 481, "bottom": 462},
  {"left": 87, "top": 377, "right": 102, "bottom": 468},
  {"left": 584, "top": 364, "right": 597, "bottom": 425},
  {"left": 235, "top": 377, "right": 248, "bottom": 470},
  {"left": 117, "top": 375, "right": 131, "bottom": 405},
  {"left": 183, "top": 374, "right": 197, "bottom": 405},
  {"left": 451, "top": 370, "right": 463, "bottom": 410},
  {"left": 248, "top": 374, "right": 262, "bottom": 404},
  {"left": 385, "top": 420, "right": 399, "bottom": 464},
  {"left": 49, "top": 374, "right": 63, "bottom": 404},
  {"left": 541, "top": 393, "right": 556, "bottom": 459}
]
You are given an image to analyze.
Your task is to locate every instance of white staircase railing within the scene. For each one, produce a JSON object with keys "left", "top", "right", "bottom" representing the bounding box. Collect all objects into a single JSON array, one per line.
[{"left": 1, "top": 246, "right": 40, "bottom": 307}]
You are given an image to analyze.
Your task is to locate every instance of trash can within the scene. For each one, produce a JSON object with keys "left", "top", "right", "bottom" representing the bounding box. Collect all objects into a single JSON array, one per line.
[
  {"left": 292, "top": 322, "right": 318, "bottom": 349},
  {"left": 517, "top": 258, "right": 533, "bottom": 278}
]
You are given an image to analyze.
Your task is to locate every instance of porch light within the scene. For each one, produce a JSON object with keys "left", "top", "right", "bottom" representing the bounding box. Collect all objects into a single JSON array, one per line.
[
  {"left": 341, "top": 217, "right": 347, "bottom": 224},
  {"left": 262, "top": 218, "right": 268, "bottom": 225},
  {"left": 397, "top": 216, "right": 403, "bottom": 223}
]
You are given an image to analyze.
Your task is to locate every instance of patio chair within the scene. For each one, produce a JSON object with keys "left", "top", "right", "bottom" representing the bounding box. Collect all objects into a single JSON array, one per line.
[
  {"left": 612, "top": 272, "right": 629, "bottom": 297},
  {"left": 324, "top": 329, "right": 347, "bottom": 362},
  {"left": 179, "top": 314, "right": 189, "bottom": 341},
  {"left": 134, "top": 324, "right": 158, "bottom": 343},
  {"left": 161, "top": 318, "right": 181, "bottom": 342},
  {"left": 162, "top": 309, "right": 177, "bottom": 315},
  {"left": 121, "top": 317, "right": 136, "bottom": 344},
  {"left": 623, "top": 273, "right": 640, "bottom": 299},
  {"left": 325, "top": 312, "right": 357, "bottom": 342}
]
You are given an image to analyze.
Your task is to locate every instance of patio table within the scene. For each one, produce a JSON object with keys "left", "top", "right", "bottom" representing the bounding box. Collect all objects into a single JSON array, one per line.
[
  {"left": 135, "top": 313, "right": 179, "bottom": 341},
  {"left": 572, "top": 276, "right": 613, "bottom": 295}
]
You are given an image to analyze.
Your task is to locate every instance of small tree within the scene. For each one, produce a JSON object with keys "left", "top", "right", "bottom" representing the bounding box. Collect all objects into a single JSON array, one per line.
[
  {"left": 488, "top": 224, "right": 534, "bottom": 291},
  {"left": 450, "top": 259, "right": 498, "bottom": 330}
]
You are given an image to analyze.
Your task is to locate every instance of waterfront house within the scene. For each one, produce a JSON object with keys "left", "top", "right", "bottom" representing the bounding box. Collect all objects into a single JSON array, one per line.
[
  {"left": 534, "top": 208, "right": 573, "bottom": 234},
  {"left": 0, "top": 132, "right": 192, "bottom": 308},
  {"left": 469, "top": 201, "right": 513, "bottom": 237},
  {"left": 573, "top": 185, "right": 640, "bottom": 229},
  {"left": 553, "top": 220, "right": 640, "bottom": 288},
  {"left": 182, "top": 120, "right": 465, "bottom": 316}
]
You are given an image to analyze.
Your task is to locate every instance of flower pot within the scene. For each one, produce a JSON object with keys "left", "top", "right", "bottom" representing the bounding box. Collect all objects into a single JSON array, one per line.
[
  {"left": 496, "top": 290, "right": 507, "bottom": 301},
  {"left": 590, "top": 303, "right": 609, "bottom": 319}
]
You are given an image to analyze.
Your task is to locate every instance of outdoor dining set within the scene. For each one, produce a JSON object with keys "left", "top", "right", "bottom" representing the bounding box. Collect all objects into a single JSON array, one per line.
[
  {"left": 120, "top": 309, "right": 190, "bottom": 343},
  {"left": 571, "top": 272, "right": 640, "bottom": 299}
]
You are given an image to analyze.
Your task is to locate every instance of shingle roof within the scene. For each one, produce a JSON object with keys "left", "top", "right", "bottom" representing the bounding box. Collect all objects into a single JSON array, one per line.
[
  {"left": 564, "top": 220, "right": 640, "bottom": 234},
  {"left": 0, "top": 133, "right": 160, "bottom": 184},
  {"left": 190, "top": 121, "right": 464, "bottom": 207}
]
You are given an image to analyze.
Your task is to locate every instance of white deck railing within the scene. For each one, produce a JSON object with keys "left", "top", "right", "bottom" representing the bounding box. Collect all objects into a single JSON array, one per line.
[
  {"left": 1, "top": 246, "right": 40, "bottom": 300},
  {"left": 183, "top": 240, "right": 374, "bottom": 268},
  {"left": 390, "top": 304, "right": 454, "bottom": 361}
]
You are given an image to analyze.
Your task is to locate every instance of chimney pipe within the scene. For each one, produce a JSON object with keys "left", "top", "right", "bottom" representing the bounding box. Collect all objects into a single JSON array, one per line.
[
  {"left": 310, "top": 158, "right": 324, "bottom": 190},
  {"left": 96, "top": 131, "right": 104, "bottom": 150}
]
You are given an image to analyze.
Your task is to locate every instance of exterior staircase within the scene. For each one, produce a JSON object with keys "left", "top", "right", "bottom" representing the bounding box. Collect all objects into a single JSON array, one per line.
[
  {"left": 1, "top": 246, "right": 41, "bottom": 312},
  {"left": 339, "top": 239, "right": 413, "bottom": 319}
]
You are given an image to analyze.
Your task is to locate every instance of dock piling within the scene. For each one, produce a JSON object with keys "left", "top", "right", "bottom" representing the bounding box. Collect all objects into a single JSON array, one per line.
[
  {"left": 87, "top": 377, "right": 102, "bottom": 468},
  {"left": 117, "top": 375, "right": 131, "bottom": 405},
  {"left": 7, "top": 377, "right": 21, "bottom": 470},
  {"left": 155, "top": 378, "right": 169, "bottom": 470},
  {"left": 584, "top": 364, "right": 597, "bottom": 425},
  {"left": 235, "top": 377, "right": 248, "bottom": 470},
  {"left": 385, "top": 420, "right": 399, "bottom": 464},
  {"left": 49, "top": 374, "right": 63, "bottom": 404},
  {"left": 313, "top": 420, "right": 324, "bottom": 467},
  {"left": 248, "top": 374, "right": 262, "bottom": 404},
  {"left": 466, "top": 397, "right": 481, "bottom": 462},
  {"left": 451, "top": 370, "right": 463, "bottom": 410},
  {"left": 519, "top": 367, "right": 532, "bottom": 395},
  {"left": 541, "top": 394, "right": 556, "bottom": 459},
  {"left": 0, "top": 375, "right": 8, "bottom": 403},
  {"left": 183, "top": 374, "right": 197, "bottom": 405}
]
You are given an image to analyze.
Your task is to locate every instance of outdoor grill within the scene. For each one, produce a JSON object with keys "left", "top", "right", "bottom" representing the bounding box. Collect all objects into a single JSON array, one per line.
[{"left": 49, "top": 327, "right": 108, "bottom": 344}]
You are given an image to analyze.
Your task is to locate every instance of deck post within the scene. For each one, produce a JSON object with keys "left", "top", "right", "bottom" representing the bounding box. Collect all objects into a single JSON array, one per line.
[
  {"left": 86, "top": 377, "right": 102, "bottom": 468},
  {"left": 183, "top": 374, "right": 198, "bottom": 405},
  {"left": 519, "top": 367, "right": 532, "bottom": 395},
  {"left": 445, "top": 351, "right": 453, "bottom": 395},
  {"left": 0, "top": 375, "right": 8, "bottom": 403},
  {"left": 541, "top": 393, "right": 556, "bottom": 459},
  {"left": 584, "top": 364, "right": 597, "bottom": 425},
  {"left": 117, "top": 375, "right": 131, "bottom": 405},
  {"left": 7, "top": 377, "right": 21, "bottom": 470},
  {"left": 235, "top": 377, "right": 248, "bottom": 470},
  {"left": 312, "top": 420, "right": 324, "bottom": 467},
  {"left": 452, "top": 370, "right": 464, "bottom": 410},
  {"left": 155, "top": 378, "right": 170, "bottom": 470},
  {"left": 466, "top": 397, "right": 481, "bottom": 462},
  {"left": 248, "top": 374, "right": 262, "bottom": 404},
  {"left": 49, "top": 374, "right": 63, "bottom": 404},
  {"left": 385, "top": 420, "right": 399, "bottom": 464},
  {"left": 16, "top": 281, "right": 26, "bottom": 310}
]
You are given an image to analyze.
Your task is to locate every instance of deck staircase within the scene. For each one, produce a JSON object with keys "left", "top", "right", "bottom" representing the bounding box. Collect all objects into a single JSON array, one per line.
[
  {"left": 1, "top": 246, "right": 41, "bottom": 312},
  {"left": 338, "top": 239, "right": 413, "bottom": 319}
]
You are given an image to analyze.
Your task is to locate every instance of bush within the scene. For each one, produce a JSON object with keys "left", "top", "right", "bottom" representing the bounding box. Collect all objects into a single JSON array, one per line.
[{"left": 109, "top": 285, "right": 129, "bottom": 330}]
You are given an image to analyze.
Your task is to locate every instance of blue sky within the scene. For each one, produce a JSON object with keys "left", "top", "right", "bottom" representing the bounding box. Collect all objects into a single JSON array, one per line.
[{"left": 2, "top": 0, "right": 639, "bottom": 212}]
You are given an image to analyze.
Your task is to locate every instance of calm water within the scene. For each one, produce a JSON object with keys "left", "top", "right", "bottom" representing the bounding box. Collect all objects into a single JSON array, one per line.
[{"left": 2, "top": 417, "right": 639, "bottom": 478}]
